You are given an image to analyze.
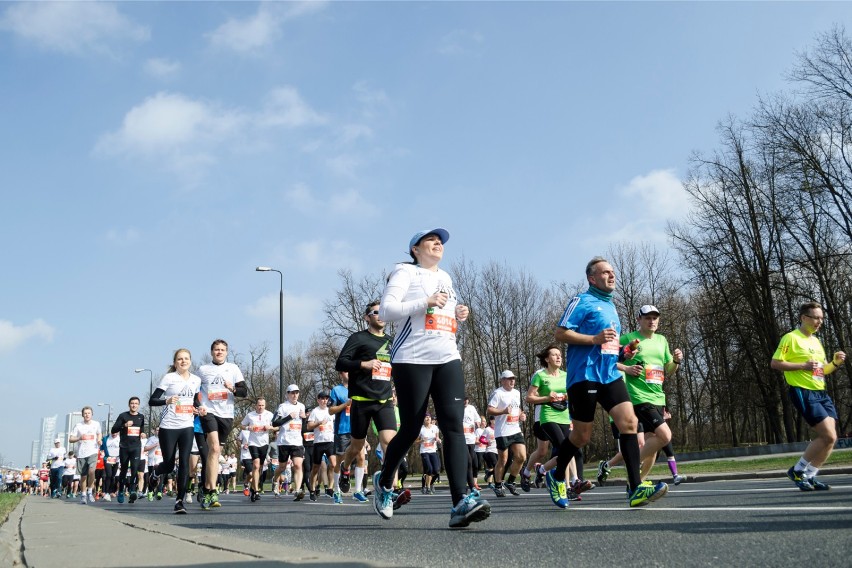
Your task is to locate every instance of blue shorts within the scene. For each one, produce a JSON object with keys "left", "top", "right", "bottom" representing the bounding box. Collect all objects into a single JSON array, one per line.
[{"left": 788, "top": 386, "right": 837, "bottom": 427}]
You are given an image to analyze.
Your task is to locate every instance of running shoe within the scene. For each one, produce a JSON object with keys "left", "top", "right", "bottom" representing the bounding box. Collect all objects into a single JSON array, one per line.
[
  {"left": 534, "top": 465, "right": 545, "bottom": 488},
  {"left": 392, "top": 488, "right": 411, "bottom": 510},
  {"left": 325, "top": 488, "right": 334, "bottom": 498},
  {"left": 339, "top": 465, "right": 351, "bottom": 493},
  {"left": 428, "top": 486, "right": 436, "bottom": 495},
  {"left": 449, "top": 490, "right": 491, "bottom": 529},
  {"left": 544, "top": 470, "right": 568, "bottom": 509},
  {"left": 250, "top": 490, "right": 257, "bottom": 502},
  {"left": 309, "top": 490, "right": 317, "bottom": 502},
  {"left": 787, "top": 467, "right": 814, "bottom": 491},
  {"left": 103, "top": 494, "right": 112, "bottom": 502},
  {"left": 505, "top": 482, "right": 520, "bottom": 496},
  {"left": 201, "top": 492, "right": 212, "bottom": 511},
  {"left": 273, "top": 488, "right": 280, "bottom": 498},
  {"left": 147, "top": 491, "right": 154, "bottom": 502},
  {"left": 492, "top": 483, "right": 506, "bottom": 498},
  {"left": 597, "top": 460, "right": 611, "bottom": 486},
  {"left": 421, "top": 486, "right": 428, "bottom": 495},
  {"left": 372, "top": 472, "right": 394, "bottom": 520},
  {"left": 567, "top": 489, "right": 582, "bottom": 501},
  {"left": 333, "top": 491, "right": 343, "bottom": 504},
  {"left": 808, "top": 477, "right": 830, "bottom": 490},
  {"left": 116, "top": 492, "right": 124, "bottom": 504},
  {"left": 88, "top": 493, "right": 96, "bottom": 504},
  {"left": 673, "top": 474, "right": 686, "bottom": 486},
  {"left": 185, "top": 493, "right": 193, "bottom": 504},
  {"left": 174, "top": 499, "right": 186, "bottom": 514},
  {"left": 520, "top": 472, "right": 531, "bottom": 493},
  {"left": 293, "top": 489, "right": 305, "bottom": 502},
  {"left": 210, "top": 492, "right": 221, "bottom": 507},
  {"left": 363, "top": 488, "right": 372, "bottom": 497},
  {"left": 571, "top": 479, "right": 594, "bottom": 494},
  {"left": 129, "top": 491, "right": 138, "bottom": 504},
  {"left": 628, "top": 480, "right": 668, "bottom": 507},
  {"left": 353, "top": 491, "right": 368, "bottom": 502},
  {"left": 80, "top": 494, "right": 87, "bottom": 505},
  {"left": 156, "top": 492, "right": 163, "bottom": 501},
  {"left": 243, "top": 487, "right": 250, "bottom": 496}
]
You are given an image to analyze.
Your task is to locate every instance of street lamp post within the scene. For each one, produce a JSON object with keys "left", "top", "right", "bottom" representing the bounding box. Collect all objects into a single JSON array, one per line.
[
  {"left": 134, "top": 368, "right": 154, "bottom": 434},
  {"left": 97, "top": 402, "right": 112, "bottom": 433},
  {"left": 256, "top": 266, "right": 284, "bottom": 405}
]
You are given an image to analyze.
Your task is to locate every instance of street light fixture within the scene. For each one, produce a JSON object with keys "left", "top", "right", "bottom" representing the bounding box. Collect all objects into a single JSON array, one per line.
[
  {"left": 135, "top": 368, "right": 154, "bottom": 434},
  {"left": 97, "top": 402, "right": 112, "bottom": 433},
  {"left": 256, "top": 266, "right": 284, "bottom": 405}
]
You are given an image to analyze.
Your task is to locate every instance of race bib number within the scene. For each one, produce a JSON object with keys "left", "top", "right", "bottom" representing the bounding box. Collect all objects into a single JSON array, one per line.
[
  {"left": 423, "top": 440, "right": 435, "bottom": 450},
  {"left": 812, "top": 362, "right": 825, "bottom": 381},
  {"left": 81, "top": 434, "right": 95, "bottom": 441},
  {"left": 320, "top": 422, "right": 333, "bottom": 433},
  {"left": 372, "top": 361, "right": 392, "bottom": 381},
  {"left": 601, "top": 337, "right": 620, "bottom": 356},
  {"left": 645, "top": 365, "right": 665, "bottom": 385},
  {"left": 154, "top": 449, "right": 162, "bottom": 457},
  {"left": 289, "top": 422, "right": 301, "bottom": 430},
  {"left": 506, "top": 408, "right": 520, "bottom": 424},
  {"left": 463, "top": 424, "right": 475, "bottom": 434},
  {"left": 251, "top": 425, "right": 266, "bottom": 432},
  {"left": 106, "top": 457, "right": 117, "bottom": 465},
  {"left": 425, "top": 312, "right": 458, "bottom": 334},
  {"left": 127, "top": 427, "right": 140, "bottom": 436},
  {"left": 208, "top": 390, "right": 229, "bottom": 401},
  {"left": 303, "top": 432, "right": 315, "bottom": 442},
  {"left": 175, "top": 404, "right": 194, "bottom": 414},
  {"left": 345, "top": 403, "right": 350, "bottom": 416}
]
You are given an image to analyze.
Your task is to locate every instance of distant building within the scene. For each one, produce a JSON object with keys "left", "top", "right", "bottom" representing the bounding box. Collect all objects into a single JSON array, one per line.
[
  {"left": 37, "top": 415, "right": 58, "bottom": 463},
  {"left": 30, "top": 440, "right": 40, "bottom": 467},
  {"left": 64, "top": 412, "right": 82, "bottom": 449}
]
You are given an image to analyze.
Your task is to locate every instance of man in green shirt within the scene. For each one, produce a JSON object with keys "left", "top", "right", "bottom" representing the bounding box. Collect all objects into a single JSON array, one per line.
[
  {"left": 619, "top": 305, "right": 683, "bottom": 480},
  {"left": 771, "top": 301, "right": 846, "bottom": 491}
]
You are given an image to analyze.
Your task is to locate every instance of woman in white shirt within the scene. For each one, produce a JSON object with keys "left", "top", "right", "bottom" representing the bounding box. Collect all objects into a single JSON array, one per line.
[{"left": 373, "top": 228, "right": 490, "bottom": 529}]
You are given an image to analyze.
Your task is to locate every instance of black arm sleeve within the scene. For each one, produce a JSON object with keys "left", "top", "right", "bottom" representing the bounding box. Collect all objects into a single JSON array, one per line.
[
  {"left": 272, "top": 413, "right": 293, "bottom": 427},
  {"left": 234, "top": 381, "right": 248, "bottom": 398},
  {"left": 335, "top": 333, "right": 365, "bottom": 374},
  {"left": 110, "top": 414, "right": 125, "bottom": 434},
  {"left": 149, "top": 388, "right": 166, "bottom": 406}
]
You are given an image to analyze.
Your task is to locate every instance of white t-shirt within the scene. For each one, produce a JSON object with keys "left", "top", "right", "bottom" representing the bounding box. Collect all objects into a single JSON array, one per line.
[
  {"left": 488, "top": 387, "right": 522, "bottom": 437},
  {"left": 379, "top": 263, "right": 462, "bottom": 364},
  {"left": 63, "top": 458, "right": 77, "bottom": 475},
  {"left": 145, "top": 436, "right": 163, "bottom": 467},
  {"left": 155, "top": 372, "right": 201, "bottom": 430},
  {"left": 239, "top": 430, "right": 251, "bottom": 461},
  {"left": 308, "top": 406, "right": 335, "bottom": 444},
  {"left": 241, "top": 410, "right": 274, "bottom": 447},
  {"left": 106, "top": 435, "right": 121, "bottom": 460},
  {"left": 419, "top": 424, "right": 439, "bottom": 454},
  {"left": 227, "top": 456, "right": 237, "bottom": 473},
  {"left": 484, "top": 426, "right": 497, "bottom": 454},
  {"left": 463, "top": 404, "right": 480, "bottom": 444},
  {"left": 274, "top": 401, "right": 306, "bottom": 447},
  {"left": 197, "top": 362, "right": 245, "bottom": 419},
  {"left": 47, "top": 446, "right": 66, "bottom": 469},
  {"left": 474, "top": 428, "right": 486, "bottom": 452},
  {"left": 71, "top": 421, "right": 102, "bottom": 458}
]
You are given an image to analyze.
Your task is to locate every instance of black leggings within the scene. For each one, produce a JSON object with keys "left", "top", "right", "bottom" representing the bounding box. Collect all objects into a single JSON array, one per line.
[
  {"left": 194, "top": 432, "right": 208, "bottom": 491},
  {"left": 118, "top": 446, "right": 141, "bottom": 492},
  {"left": 466, "top": 444, "right": 477, "bottom": 487},
  {"left": 541, "top": 422, "right": 584, "bottom": 480},
  {"left": 379, "top": 360, "right": 467, "bottom": 504},
  {"left": 155, "top": 427, "right": 194, "bottom": 501}
]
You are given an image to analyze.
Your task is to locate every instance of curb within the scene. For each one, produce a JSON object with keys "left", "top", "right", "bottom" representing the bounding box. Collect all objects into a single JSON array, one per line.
[{"left": 0, "top": 497, "right": 25, "bottom": 567}]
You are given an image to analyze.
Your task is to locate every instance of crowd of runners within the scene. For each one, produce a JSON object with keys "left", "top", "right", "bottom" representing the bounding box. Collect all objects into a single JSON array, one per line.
[{"left": 34, "top": 229, "right": 847, "bottom": 529}]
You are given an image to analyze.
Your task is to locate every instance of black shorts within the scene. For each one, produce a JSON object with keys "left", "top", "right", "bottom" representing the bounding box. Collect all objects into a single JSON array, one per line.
[
  {"left": 496, "top": 432, "right": 525, "bottom": 451},
  {"left": 277, "top": 444, "right": 305, "bottom": 461},
  {"left": 241, "top": 459, "right": 253, "bottom": 473},
  {"left": 201, "top": 414, "right": 233, "bottom": 441},
  {"left": 312, "top": 442, "right": 334, "bottom": 464},
  {"left": 350, "top": 399, "right": 397, "bottom": 439},
  {"left": 333, "top": 434, "right": 351, "bottom": 455},
  {"left": 789, "top": 386, "right": 838, "bottom": 427},
  {"left": 248, "top": 445, "right": 268, "bottom": 463},
  {"left": 532, "top": 421, "right": 547, "bottom": 442},
  {"left": 633, "top": 403, "right": 667, "bottom": 433},
  {"left": 568, "top": 379, "right": 631, "bottom": 423}
]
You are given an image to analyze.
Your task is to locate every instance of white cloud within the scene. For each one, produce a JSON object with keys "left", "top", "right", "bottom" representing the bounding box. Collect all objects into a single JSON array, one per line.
[
  {"left": 258, "top": 87, "right": 327, "bottom": 128},
  {"left": 144, "top": 57, "right": 181, "bottom": 79},
  {"left": 437, "top": 29, "right": 484, "bottom": 56},
  {"left": 105, "top": 227, "right": 141, "bottom": 245},
  {"left": 284, "top": 184, "right": 365, "bottom": 215},
  {"left": 206, "top": 1, "right": 327, "bottom": 54},
  {"left": 0, "top": 319, "right": 54, "bottom": 353},
  {"left": 245, "top": 290, "right": 323, "bottom": 331},
  {"left": 339, "top": 124, "right": 373, "bottom": 144},
  {"left": 0, "top": 2, "right": 149, "bottom": 56},
  {"left": 326, "top": 154, "right": 361, "bottom": 179}
]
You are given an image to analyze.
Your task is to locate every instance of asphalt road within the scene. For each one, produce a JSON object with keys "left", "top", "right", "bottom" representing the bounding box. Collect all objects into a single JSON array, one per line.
[{"left": 106, "top": 475, "right": 852, "bottom": 567}]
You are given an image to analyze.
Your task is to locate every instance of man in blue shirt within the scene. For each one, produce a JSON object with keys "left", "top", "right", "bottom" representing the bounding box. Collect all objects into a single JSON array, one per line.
[
  {"left": 545, "top": 256, "right": 668, "bottom": 509},
  {"left": 329, "top": 371, "right": 352, "bottom": 497}
]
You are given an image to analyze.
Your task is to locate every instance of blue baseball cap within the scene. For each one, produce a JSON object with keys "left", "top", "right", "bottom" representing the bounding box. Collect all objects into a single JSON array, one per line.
[{"left": 409, "top": 228, "right": 450, "bottom": 250}]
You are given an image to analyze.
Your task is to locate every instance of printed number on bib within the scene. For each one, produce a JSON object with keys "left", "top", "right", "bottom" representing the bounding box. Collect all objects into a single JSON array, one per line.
[
  {"left": 289, "top": 422, "right": 301, "bottom": 430},
  {"left": 425, "top": 313, "right": 458, "bottom": 334},
  {"left": 127, "top": 427, "right": 140, "bottom": 436},
  {"left": 82, "top": 434, "right": 95, "bottom": 441},
  {"left": 464, "top": 424, "right": 475, "bottom": 434},
  {"left": 372, "top": 361, "right": 392, "bottom": 381},
  {"left": 423, "top": 440, "right": 435, "bottom": 450},
  {"left": 303, "top": 432, "right": 315, "bottom": 442},
  {"left": 601, "top": 337, "right": 620, "bottom": 356},
  {"left": 645, "top": 365, "right": 665, "bottom": 385},
  {"left": 252, "top": 425, "right": 266, "bottom": 432},
  {"left": 507, "top": 409, "right": 520, "bottom": 424},
  {"left": 208, "top": 390, "right": 229, "bottom": 401},
  {"left": 812, "top": 362, "right": 825, "bottom": 381}
]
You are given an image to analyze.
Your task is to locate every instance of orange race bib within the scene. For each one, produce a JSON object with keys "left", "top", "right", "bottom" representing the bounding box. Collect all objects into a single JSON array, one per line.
[
  {"left": 289, "top": 422, "right": 301, "bottom": 430},
  {"left": 645, "top": 365, "right": 665, "bottom": 385},
  {"left": 106, "top": 457, "right": 117, "bottom": 464},
  {"left": 303, "top": 432, "right": 315, "bottom": 442},
  {"left": 208, "top": 390, "right": 229, "bottom": 401},
  {"left": 345, "top": 403, "right": 350, "bottom": 416},
  {"left": 81, "top": 434, "right": 95, "bottom": 441},
  {"left": 251, "top": 425, "right": 266, "bottom": 432},
  {"left": 812, "top": 362, "right": 825, "bottom": 380},
  {"left": 464, "top": 425, "right": 475, "bottom": 434},
  {"left": 372, "top": 362, "right": 392, "bottom": 381},
  {"left": 320, "top": 423, "right": 333, "bottom": 433},
  {"left": 601, "top": 337, "right": 620, "bottom": 356},
  {"left": 506, "top": 408, "right": 520, "bottom": 424},
  {"left": 127, "top": 427, "right": 140, "bottom": 436},
  {"left": 423, "top": 440, "right": 435, "bottom": 449},
  {"left": 425, "top": 313, "right": 457, "bottom": 334},
  {"left": 175, "top": 405, "right": 194, "bottom": 414}
]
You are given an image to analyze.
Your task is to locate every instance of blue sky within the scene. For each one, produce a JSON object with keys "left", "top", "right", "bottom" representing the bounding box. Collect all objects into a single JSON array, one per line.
[{"left": 1, "top": 1, "right": 849, "bottom": 467}]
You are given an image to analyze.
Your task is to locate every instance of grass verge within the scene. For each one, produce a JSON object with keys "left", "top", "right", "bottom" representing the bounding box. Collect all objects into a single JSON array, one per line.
[{"left": 0, "top": 494, "right": 25, "bottom": 527}]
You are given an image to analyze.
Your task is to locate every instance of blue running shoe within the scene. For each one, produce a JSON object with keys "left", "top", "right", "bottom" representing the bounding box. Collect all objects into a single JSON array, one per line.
[
  {"left": 449, "top": 490, "right": 491, "bottom": 528},
  {"left": 628, "top": 480, "right": 668, "bottom": 507},
  {"left": 372, "top": 472, "right": 393, "bottom": 520},
  {"left": 808, "top": 477, "right": 830, "bottom": 491},
  {"left": 353, "top": 491, "right": 368, "bottom": 502},
  {"left": 117, "top": 492, "right": 125, "bottom": 504},
  {"left": 787, "top": 467, "right": 814, "bottom": 491},
  {"left": 333, "top": 491, "right": 343, "bottom": 504},
  {"left": 545, "top": 470, "right": 568, "bottom": 509}
]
